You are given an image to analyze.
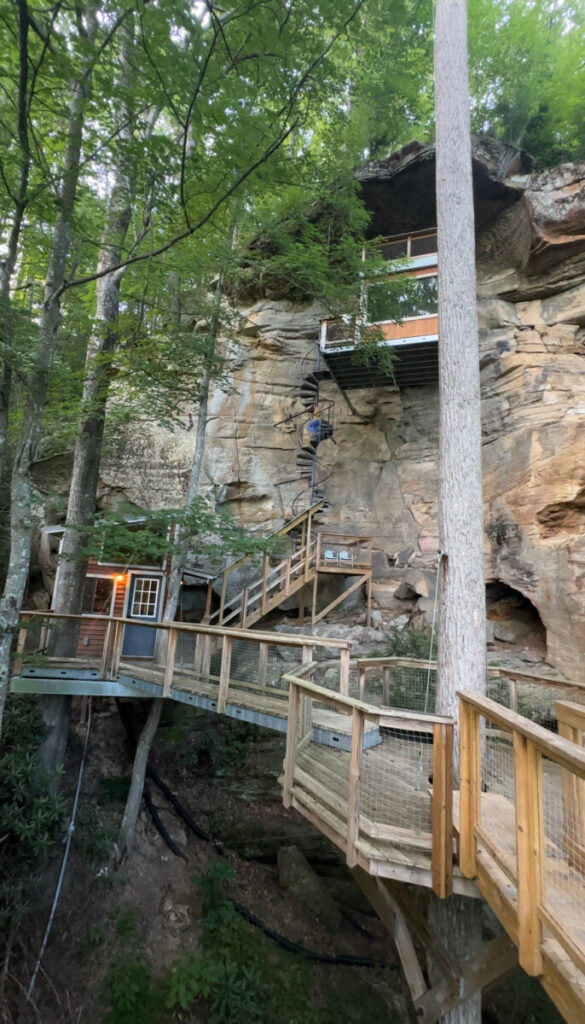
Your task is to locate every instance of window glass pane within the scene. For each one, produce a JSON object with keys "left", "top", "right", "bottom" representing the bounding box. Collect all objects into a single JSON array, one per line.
[
  {"left": 82, "top": 577, "right": 114, "bottom": 614},
  {"left": 380, "top": 239, "right": 407, "bottom": 261},
  {"left": 410, "top": 233, "right": 437, "bottom": 256},
  {"left": 131, "top": 577, "right": 159, "bottom": 617},
  {"left": 367, "top": 275, "right": 438, "bottom": 323}
]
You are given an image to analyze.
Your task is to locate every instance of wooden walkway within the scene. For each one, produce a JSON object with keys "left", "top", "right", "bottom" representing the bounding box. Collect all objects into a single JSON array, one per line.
[{"left": 12, "top": 612, "right": 585, "bottom": 1023}]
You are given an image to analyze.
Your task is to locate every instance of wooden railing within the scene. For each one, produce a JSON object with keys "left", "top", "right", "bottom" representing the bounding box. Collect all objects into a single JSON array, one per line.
[
  {"left": 282, "top": 674, "right": 455, "bottom": 899},
  {"left": 15, "top": 611, "right": 350, "bottom": 701},
  {"left": 458, "top": 692, "right": 585, "bottom": 984},
  {"left": 210, "top": 501, "right": 323, "bottom": 627}
]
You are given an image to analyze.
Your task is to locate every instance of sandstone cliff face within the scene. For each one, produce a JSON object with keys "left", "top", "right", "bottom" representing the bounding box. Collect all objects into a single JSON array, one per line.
[{"left": 95, "top": 158, "right": 585, "bottom": 680}]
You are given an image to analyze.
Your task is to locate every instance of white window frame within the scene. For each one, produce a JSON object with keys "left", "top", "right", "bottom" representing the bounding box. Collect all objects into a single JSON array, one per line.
[{"left": 129, "top": 575, "right": 161, "bottom": 619}]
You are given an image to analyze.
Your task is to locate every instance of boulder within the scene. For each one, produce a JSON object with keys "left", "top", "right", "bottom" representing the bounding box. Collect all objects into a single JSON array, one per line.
[
  {"left": 277, "top": 845, "right": 342, "bottom": 932},
  {"left": 493, "top": 619, "right": 532, "bottom": 644},
  {"left": 404, "top": 569, "right": 437, "bottom": 599}
]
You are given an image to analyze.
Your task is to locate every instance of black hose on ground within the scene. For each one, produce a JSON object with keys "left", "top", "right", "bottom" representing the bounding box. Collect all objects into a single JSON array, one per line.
[{"left": 113, "top": 699, "right": 395, "bottom": 970}]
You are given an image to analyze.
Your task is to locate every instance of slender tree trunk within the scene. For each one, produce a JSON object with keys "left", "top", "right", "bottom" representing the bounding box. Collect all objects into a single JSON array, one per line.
[
  {"left": 432, "top": 1, "right": 486, "bottom": 1021},
  {"left": 117, "top": 698, "right": 163, "bottom": 860},
  {"left": 0, "top": 1, "right": 98, "bottom": 744},
  {"left": 53, "top": 17, "right": 137, "bottom": 630}
]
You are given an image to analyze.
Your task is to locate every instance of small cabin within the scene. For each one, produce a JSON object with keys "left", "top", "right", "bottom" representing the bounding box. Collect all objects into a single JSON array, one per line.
[{"left": 319, "top": 229, "right": 439, "bottom": 389}]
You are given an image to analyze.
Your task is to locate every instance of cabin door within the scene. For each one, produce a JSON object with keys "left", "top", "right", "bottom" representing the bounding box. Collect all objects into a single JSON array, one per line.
[{"left": 121, "top": 574, "right": 163, "bottom": 658}]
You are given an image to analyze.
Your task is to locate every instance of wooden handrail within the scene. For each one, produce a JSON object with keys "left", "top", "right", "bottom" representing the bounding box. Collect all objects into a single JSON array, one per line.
[
  {"left": 17, "top": 610, "right": 350, "bottom": 650},
  {"left": 458, "top": 691, "right": 585, "bottom": 980},
  {"left": 283, "top": 674, "right": 455, "bottom": 724}
]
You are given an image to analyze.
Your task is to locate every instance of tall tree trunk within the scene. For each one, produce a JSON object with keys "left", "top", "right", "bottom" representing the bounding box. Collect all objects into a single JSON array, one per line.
[
  {"left": 0, "top": 1, "right": 98, "bottom": 744},
  {"left": 53, "top": 17, "right": 137, "bottom": 630},
  {"left": 432, "top": 1, "right": 486, "bottom": 1021}
]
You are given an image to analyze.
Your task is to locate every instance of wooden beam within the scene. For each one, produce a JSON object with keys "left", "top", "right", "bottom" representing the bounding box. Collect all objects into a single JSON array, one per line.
[
  {"left": 346, "top": 708, "right": 364, "bottom": 867},
  {"left": 110, "top": 620, "right": 124, "bottom": 679},
  {"left": 366, "top": 572, "right": 372, "bottom": 627},
  {"left": 458, "top": 698, "right": 480, "bottom": 878},
  {"left": 513, "top": 732, "right": 544, "bottom": 976},
  {"left": 257, "top": 642, "right": 268, "bottom": 689},
  {"left": 100, "top": 618, "right": 113, "bottom": 680},
  {"left": 282, "top": 683, "right": 300, "bottom": 809},
  {"left": 217, "top": 634, "right": 233, "bottom": 714},
  {"left": 556, "top": 701, "right": 585, "bottom": 872},
  {"left": 163, "top": 628, "right": 178, "bottom": 697},
  {"left": 414, "top": 932, "right": 517, "bottom": 1024},
  {"left": 339, "top": 648, "right": 350, "bottom": 697},
  {"left": 432, "top": 721, "right": 454, "bottom": 898},
  {"left": 312, "top": 573, "right": 369, "bottom": 625},
  {"left": 351, "top": 867, "right": 427, "bottom": 1003}
]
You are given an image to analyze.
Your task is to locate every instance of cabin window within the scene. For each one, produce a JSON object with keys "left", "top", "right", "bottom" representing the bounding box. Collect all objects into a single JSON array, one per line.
[
  {"left": 131, "top": 576, "right": 160, "bottom": 618},
  {"left": 378, "top": 231, "right": 437, "bottom": 262},
  {"left": 366, "top": 274, "right": 438, "bottom": 324},
  {"left": 82, "top": 576, "right": 115, "bottom": 615}
]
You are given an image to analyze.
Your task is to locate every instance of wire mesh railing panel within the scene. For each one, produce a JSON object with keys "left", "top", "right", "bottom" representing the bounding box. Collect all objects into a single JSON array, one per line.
[
  {"left": 359, "top": 725, "right": 434, "bottom": 849},
  {"left": 359, "top": 664, "right": 437, "bottom": 713},
  {"left": 294, "top": 692, "right": 351, "bottom": 838},
  {"left": 18, "top": 616, "right": 51, "bottom": 659},
  {"left": 541, "top": 751, "right": 585, "bottom": 963},
  {"left": 480, "top": 723, "right": 516, "bottom": 876}
]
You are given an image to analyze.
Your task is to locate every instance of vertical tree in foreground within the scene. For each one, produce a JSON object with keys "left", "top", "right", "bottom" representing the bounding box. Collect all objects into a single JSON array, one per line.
[{"left": 431, "top": 0, "right": 486, "bottom": 1021}]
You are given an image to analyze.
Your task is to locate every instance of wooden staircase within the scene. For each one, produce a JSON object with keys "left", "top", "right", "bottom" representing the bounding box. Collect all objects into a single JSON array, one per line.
[{"left": 208, "top": 503, "right": 373, "bottom": 630}]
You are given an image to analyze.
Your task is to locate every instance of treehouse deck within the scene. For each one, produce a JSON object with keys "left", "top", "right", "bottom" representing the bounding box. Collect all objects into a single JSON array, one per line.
[{"left": 12, "top": 613, "right": 585, "bottom": 1024}]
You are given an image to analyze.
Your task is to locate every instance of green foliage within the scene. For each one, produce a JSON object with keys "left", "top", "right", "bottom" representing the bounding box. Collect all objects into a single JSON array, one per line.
[
  {"left": 384, "top": 624, "right": 436, "bottom": 661},
  {"left": 97, "top": 775, "right": 132, "bottom": 806},
  {"left": 74, "top": 807, "right": 117, "bottom": 870},
  {"left": 78, "top": 496, "right": 284, "bottom": 570},
  {"left": 0, "top": 697, "right": 64, "bottom": 946},
  {"left": 160, "top": 712, "right": 251, "bottom": 775},
  {"left": 101, "top": 957, "right": 162, "bottom": 1024}
]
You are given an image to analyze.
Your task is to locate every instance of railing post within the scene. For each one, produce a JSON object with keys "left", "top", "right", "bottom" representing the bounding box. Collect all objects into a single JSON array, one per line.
[
  {"left": 219, "top": 575, "right": 227, "bottom": 625},
  {"left": 217, "top": 634, "right": 233, "bottom": 714},
  {"left": 300, "top": 645, "right": 313, "bottom": 736},
  {"left": 432, "top": 722, "right": 454, "bottom": 898},
  {"left": 257, "top": 642, "right": 268, "bottom": 690},
  {"left": 339, "top": 647, "right": 350, "bottom": 696},
  {"left": 304, "top": 512, "right": 313, "bottom": 580},
  {"left": 261, "top": 554, "right": 269, "bottom": 615},
  {"left": 383, "top": 666, "right": 390, "bottom": 705},
  {"left": 514, "top": 733, "right": 544, "bottom": 976},
  {"left": 366, "top": 573, "right": 372, "bottom": 627},
  {"left": 240, "top": 588, "right": 249, "bottom": 627},
  {"left": 459, "top": 698, "right": 480, "bottom": 878},
  {"left": 556, "top": 702, "right": 585, "bottom": 871},
  {"left": 13, "top": 618, "right": 29, "bottom": 676},
  {"left": 110, "top": 620, "right": 124, "bottom": 679},
  {"left": 204, "top": 581, "right": 213, "bottom": 621},
  {"left": 509, "top": 678, "right": 518, "bottom": 713},
  {"left": 346, "top": 708, "right": 364, "bottom": 867},
  {"left": 358, "top": 665, "right": 366, "bottom": 700},
  {"left": 283, "top": 681, "right": 300, "bottom": 808},
  {"left": 201, "top": 634, "right": 212, "bottom": 677},
  {"left": 284, "top": 556, "right": 291, "bottom": 594},
  {"left": 100, "top": 619, "right": 113, "bottom": 680},
  {"left": 163, "top": 628, "right": 178, "bottom": 698}
]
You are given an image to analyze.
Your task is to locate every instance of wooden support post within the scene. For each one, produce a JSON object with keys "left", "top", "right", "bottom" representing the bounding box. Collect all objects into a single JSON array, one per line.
[
  {"left": 509, "top": 678, "right": 518, "bottom": 713},
  {"left": 304, "top": 512, "right": 313, "bottom": 581},
  {"left": 458, "top": 699, "right": 480, "bottom": 878},
  {"left": 261, "top": 554, "right": 269, "bottom": 615},
  {"left": 298, "top": 585, "right": 305, "bottom": 625},
  {"left": 556, "top": 701, "right": 585, "bottom": 871},
  {"left": 201, "top": 635, "right": 212, "bottom": 677},
  {"left": 514, "top": 733, "right": 544, "bottom": 976},
  {"left": 366, "top": 572, "right": 372, "bottom": 627},
  {"left": 217, "top": 634, "right": 233, "bottom": 714},
  {"left": 283, "top": 682, "right": 300, "bottom": 808},
  {"left": 111, "top": 620, "right": 124, "bottom": 679},
  {"left": 13, "top": 621, "right": 28, "bottom": 676},
  {"left": 219, "top": 575, "right": 228, "bottom": 625},
  {"left": 432, "top": 722, "right": 454, "bottom": 898},
  {"left": 100, "top": 619, "right": 113, "bottom": 680},
  {"left": 383, "top": 665, "right": 390, "bottom": 705},
  {"left": 204, "top": 580, "right": 213, "bottom": 620},
  {"left": 257, "top": 642, "right": 268, "bottom": 690},
  {"left": 358, "top": 665, "right": 366, "bottom": 701},
  {"left": 311, "top": 569, "right": 319, "bottom": 626},
  {"left": 300, "top": 645, "right": 313, "bottom": 738},
  {"left": 240, "top": 588, "right": 249, "bottom": 627},
  {"left": 339, "top": 647, "right": 350, "bottom": 697},
  {"left": 346, "top": 707, "right": 364, "bottom": 867},
  {"left": 163, "top": 628, "right": 178, "bottom": 697},
  {"left": 284, "top": 557, "right": 291, "bottom": 595}
]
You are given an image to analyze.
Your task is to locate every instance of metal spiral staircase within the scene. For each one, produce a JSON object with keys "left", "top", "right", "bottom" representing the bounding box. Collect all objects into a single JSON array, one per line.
[{"left": 290, "top": 349, "right": 335, "bottom": 522}]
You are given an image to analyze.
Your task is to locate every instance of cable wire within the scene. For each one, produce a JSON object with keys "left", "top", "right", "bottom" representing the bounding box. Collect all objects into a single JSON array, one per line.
[{"left": 27, "top": 700, "right": 93, "bottom": 999}]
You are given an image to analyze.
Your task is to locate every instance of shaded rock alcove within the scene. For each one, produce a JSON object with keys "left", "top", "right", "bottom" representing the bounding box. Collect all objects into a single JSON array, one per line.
[{"left": 486, "top": 580, "right": 547, "bottom": 651}]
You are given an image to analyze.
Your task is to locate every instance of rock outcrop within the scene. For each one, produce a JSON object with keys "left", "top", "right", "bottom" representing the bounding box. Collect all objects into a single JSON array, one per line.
[{"left": 33, "top": 142, "right": 585, "bottom": 681}]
